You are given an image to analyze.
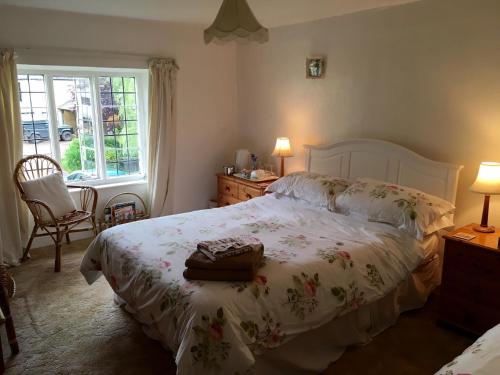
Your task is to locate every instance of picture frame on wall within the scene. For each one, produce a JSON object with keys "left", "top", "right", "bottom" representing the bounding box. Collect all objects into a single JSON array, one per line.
[{"left": 306, "top": 56, "right": 326, "bottom": 79}]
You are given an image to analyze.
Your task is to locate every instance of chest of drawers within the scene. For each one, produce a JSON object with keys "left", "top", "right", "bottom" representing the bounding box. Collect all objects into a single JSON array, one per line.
[
  {"left": 216, "top": 174, "right": 277, "bottom": 207},
  {"left": 439, "top": 224, "right": 500, "bottom": 335}
]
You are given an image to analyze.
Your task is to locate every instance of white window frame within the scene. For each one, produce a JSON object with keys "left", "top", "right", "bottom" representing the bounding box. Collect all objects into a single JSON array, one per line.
[{"left": 18, "top": 64, "right": 149, "bottom": 186}]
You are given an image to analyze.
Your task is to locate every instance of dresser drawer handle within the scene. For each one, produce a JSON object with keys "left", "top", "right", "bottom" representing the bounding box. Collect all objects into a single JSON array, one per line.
[
  {"left": 246, "top": 193, "right": 252, "bottom": 199},
  {"left": 225, "top": 186, "right": 231, "bottom": 192}
]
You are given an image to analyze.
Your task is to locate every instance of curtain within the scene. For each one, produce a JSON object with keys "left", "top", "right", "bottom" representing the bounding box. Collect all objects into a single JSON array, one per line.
[
  {"left": 0, "top": 49, "right": 28, "bottom": 265},
  {"left": 147, "top": 58, "right": 178, "bottom": 217}
]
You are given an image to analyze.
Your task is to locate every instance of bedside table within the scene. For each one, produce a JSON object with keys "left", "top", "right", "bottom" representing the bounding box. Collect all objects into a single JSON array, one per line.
[
  {"left": 438, "top": 223, "right": 500, "bottom": 335},
  {"left": 216, "top": 173, "right": 277, "bottom": 207}
]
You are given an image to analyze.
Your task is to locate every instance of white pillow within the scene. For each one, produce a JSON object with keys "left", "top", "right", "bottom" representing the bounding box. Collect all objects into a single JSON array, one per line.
[
  {"left": 266, "top": 171, "right": 350, "bottom": 209},
  {"left": 335, "top": 177, "right": 455, "bottom": 240},
  {"left": 20, "top": 173, "right": 77, "bottom": 222}
]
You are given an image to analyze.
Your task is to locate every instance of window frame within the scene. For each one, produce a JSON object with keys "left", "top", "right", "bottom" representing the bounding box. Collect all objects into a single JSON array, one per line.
[{"left": 17, "top": 64, "right": 149, "bottom": 186}]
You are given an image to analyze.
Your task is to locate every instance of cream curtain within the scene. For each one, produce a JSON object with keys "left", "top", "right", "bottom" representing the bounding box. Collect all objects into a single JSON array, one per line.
[
  {"left": 0, "top": 49, "right": 28, "bottom": 265},
  {"left": 147, "top": 58, "right": 178, "bottom": 217}
]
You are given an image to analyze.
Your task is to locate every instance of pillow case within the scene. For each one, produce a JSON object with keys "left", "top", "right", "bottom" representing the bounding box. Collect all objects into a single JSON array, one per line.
[
  {"left": 266, "top": 171, "right": 350, "bottom": 209},
  {"left": 20, "top": 173, "right": 77, "bottom": 222},
  {"left": 335, "top": 177, "right": 455, "bottom": 240}
]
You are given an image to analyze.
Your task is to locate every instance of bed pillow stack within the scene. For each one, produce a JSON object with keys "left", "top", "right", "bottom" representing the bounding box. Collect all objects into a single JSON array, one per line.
[
  {"left": 335, "top": 177, "right": 455, "bottom": 240},
  {"left": 266, "top": 171, "right": 350, "bottom": 210}
]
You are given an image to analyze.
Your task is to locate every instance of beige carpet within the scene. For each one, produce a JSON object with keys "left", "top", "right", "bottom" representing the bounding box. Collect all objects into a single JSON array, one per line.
[{"left": 3, "top": 239, "right": 474, "bottom": 375}]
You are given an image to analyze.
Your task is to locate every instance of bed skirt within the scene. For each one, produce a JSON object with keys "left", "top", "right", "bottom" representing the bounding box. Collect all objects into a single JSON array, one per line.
[
  {"left": 114, "top": 254, "right": 440, "bottom": 374},
  {"left": 255, "top": 253, "right": 440, "bottom": 374}
]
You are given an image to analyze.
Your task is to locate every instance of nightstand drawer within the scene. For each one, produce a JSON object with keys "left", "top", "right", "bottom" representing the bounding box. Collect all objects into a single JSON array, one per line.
[
  {"left": 218, "top": 179, "right": 239, "bottom": 198},
  {"left": 218, "top": 194, "right": 240, "bottom": 207},
  {"left": 441, "top": 269, "right": 500, "bottom": 309},
  {"left": 444, "top": 240, "right": 500, "bottom": 277},
  {"left": 439, "top": 294, "right": 500, "bottom": 335},
  {"left": 238, "top": 185, "right": 262, "bottom": 201}
]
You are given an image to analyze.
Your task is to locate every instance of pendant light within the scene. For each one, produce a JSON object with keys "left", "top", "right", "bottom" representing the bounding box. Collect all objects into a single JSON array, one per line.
[{"left": 204, "top": 0, "right": 269, "bottom": 44}]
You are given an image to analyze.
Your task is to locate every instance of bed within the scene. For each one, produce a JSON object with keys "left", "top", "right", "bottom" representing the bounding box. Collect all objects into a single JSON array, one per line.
[
  {"left": 435, "top": 324, "right": 500, "bottom": 375},
  {"left": 81, "top": 139, "right": 463, "bottom": 374}
]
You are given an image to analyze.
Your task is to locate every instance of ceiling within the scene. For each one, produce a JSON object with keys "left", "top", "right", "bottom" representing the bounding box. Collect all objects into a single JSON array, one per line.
[{"left": 0, "top": 0, "right": 420, "bottom": 27}]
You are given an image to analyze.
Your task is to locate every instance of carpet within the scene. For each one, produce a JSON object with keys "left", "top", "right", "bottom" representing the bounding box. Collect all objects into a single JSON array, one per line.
[{"left": 3, "top": 239, "right": 473, "bottom": 374}]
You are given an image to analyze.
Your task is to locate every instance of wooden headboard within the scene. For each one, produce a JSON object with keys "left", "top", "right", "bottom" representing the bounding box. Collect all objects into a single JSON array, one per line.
[{"left": 304, "top": 139, "right": 463, "bottom": 204}]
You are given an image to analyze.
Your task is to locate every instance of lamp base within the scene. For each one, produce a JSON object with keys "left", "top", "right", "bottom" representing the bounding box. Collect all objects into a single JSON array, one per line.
[{"left": 473, "top": 225, "right": 495, "bottom": 233}]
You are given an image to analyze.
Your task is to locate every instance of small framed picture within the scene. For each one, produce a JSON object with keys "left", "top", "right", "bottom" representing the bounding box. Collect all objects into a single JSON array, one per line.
[{"left": 306, "top": 56, "right": 326, "bottom": 79}]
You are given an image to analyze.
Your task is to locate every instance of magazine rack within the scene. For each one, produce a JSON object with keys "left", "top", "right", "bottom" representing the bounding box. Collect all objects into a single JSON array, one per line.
[{"left": 98, "top": 192, "right": 149, "bottom": 232}]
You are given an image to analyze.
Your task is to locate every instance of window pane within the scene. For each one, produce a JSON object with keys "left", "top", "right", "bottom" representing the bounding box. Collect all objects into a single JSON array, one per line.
[
  {"left": 99, "top": 77, "right": 111, "bottom": 92},
  {"left": 100, "top": 92, "right": 112, "bottom": 106},
  {"left": 124, "top": 106, "right": 137, "bottom": 121},
  {"left": 101, "top": 106, "right": 119, "bottom": 122},
  {"left": 104, "top": 136, "right": 117, "bottom": 162},
  {"left": 111, "top": 77, "right": 123, "bottom": 92},
  {"left": 99, "top": 75, "right": 141, "bottom": 178},
  {"left": 123, "top": 77, "right": 135, "bottom": 93},
  {"left": 102, "top": 121, "right": 115, "bottom": 136},
  {"left": 18, "top": 77, "right": 29, "bottom": 92},
  {"left": 112, "top": 93, "right": 124, "bottom": 106},
  {"left": 30, "top": 93, "right": 47, "bottom": 108},
  {"left": 126, "top": 134, "right": 138, "bottom": 148},
  {"left": 125, "top": 121, "right": 138, "bottom": 134},
  {"left": 124, "top": 93, "right": 136, "bottom": 107},
  {"left": 53, "top": 76, "right": 97, "bottom": 181},
  {"left": 28, "top": 75, "right": 45, "bottom": 92},
  {"left": 18, "top": 74, "right": 52, "bottom": 158}
]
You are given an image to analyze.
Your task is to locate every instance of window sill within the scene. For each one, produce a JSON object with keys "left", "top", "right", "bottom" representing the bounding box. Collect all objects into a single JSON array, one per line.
[{"left": 67, "top": 178, "right": 147, "bottom": 192}]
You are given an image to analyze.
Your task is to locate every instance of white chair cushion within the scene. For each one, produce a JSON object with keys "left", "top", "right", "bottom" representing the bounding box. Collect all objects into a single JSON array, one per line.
[{"left": 20, "top": 173, "right": 77, "bottom": 222}]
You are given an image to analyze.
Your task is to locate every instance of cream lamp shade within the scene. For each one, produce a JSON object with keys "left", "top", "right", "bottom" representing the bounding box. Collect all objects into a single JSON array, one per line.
[
  {"left": 272, "top": 137, "right": 293, "bottom": 158},
  {"left": 272, "top": 137, "right": 293, "bottom": 177},
  {"left": 470, "top": 162, "right": 500, "bottom": 233},
  {"left": 204, "top": 0, "right": 269, "bottom": 44},
  {"left": 470, "top": 162, "right": 500, "bottom": 195}
]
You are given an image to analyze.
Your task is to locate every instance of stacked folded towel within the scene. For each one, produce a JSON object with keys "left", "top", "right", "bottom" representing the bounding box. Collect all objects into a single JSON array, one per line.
[{"left": 183, "top": 237, "right": 264, "bottom": 281}]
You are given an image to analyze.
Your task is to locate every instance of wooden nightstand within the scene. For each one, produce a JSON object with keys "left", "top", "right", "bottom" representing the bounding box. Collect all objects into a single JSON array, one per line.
[
  {"left": 439, "top": 223, "right": 500, "bottom": 335},
  {"left": 216, "top": 173, "right": 277, "bottom": 207}
]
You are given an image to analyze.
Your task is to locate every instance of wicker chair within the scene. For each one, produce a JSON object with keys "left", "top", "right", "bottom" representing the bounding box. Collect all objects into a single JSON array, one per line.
[{"left": 13, "top": 155, "right": 98, "bottom": 272}]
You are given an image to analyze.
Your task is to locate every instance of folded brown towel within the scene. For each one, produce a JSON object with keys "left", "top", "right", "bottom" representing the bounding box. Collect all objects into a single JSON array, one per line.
[
  {"left": 185, "top": 244, "right": 264, "bottom": 271},
  {"left": 183, "top": 268, "right": 256, "bottom": 281},
  {"left": 197, "top": 237, "right": 260, "bottom": 261}
]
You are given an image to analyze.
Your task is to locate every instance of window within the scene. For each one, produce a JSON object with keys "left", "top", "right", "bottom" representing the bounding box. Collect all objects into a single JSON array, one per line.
[{"left": 17, "top": 65, "right": 148, "bottom": 185}]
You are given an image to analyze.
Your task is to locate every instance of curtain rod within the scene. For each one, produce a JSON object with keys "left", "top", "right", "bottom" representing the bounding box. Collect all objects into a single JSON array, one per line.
[{"left": 12, "top": 45, "right": 158, "bottom": 60}]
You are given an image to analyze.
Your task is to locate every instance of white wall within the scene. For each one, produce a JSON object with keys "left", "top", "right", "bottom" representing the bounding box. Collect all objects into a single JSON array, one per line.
[
  {"left": 0, "top": 4, "right": 239, "bottom": 217},
  {"left": 3, "top": 0, "right": 500, "bottom": 248},
  {"left": 237, "top": 0, "right": 500, "bottom": 228}
]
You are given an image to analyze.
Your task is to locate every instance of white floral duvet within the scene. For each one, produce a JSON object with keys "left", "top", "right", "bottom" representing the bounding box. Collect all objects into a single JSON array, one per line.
[
  {"left": 435, "top": 324, "right": 500, "bottom": 375},
  {"left": 81, "top": 194, "right": 426, "bottom": 374}
]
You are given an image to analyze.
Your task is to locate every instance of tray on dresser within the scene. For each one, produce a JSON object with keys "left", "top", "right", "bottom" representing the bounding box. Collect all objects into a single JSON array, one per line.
[{"left": 232, "top": 172, "right": 279, "bottom": 182}]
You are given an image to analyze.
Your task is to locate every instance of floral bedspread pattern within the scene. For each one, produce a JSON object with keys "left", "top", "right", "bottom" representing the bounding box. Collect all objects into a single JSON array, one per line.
[
  {"left": 435, "top": 324, "right": 500, "bottom": 375},
  {"left": 81, "top": 194, "right": 425, "bottom": 375}
]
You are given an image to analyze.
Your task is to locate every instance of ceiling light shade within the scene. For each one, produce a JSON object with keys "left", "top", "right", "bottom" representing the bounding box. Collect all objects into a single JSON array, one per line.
[{"left": 204, "top": 0, "right": 269, "bottom": 44}]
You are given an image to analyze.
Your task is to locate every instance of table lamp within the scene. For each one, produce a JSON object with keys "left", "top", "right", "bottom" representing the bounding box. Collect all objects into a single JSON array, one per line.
[
  {"left": 272, "top": 137, "right": 293, "bottom": 177},
  {"left": 470, "top": 162, "right": 500, "bottom": 233}
]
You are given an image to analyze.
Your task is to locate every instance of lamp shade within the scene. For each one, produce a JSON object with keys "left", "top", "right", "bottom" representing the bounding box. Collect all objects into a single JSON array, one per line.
[
  {"left": 272, "top": 137, "right": 293, "bottom": 158},
  {"left": 470, "top": 162, "right": 500, "bottom": 195},
  {"left": 204, "top": 0, "right": 269, "bottom": 44}
]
